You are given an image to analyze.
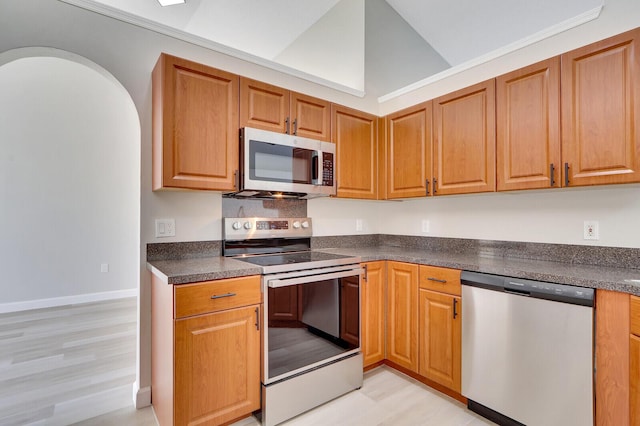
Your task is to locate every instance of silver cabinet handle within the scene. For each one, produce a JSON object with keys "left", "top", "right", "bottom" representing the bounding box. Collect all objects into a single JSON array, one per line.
[
  {"left": 427, "top": 277, "right": 447, "bottom": 283},
  {"left": 211, "top": 292, "right": 236, "bottom": 300}
]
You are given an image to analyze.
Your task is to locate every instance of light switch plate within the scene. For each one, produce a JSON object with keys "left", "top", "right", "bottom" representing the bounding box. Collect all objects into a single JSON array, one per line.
[{"left": 155, "top": 219, "right": 175, "bottom": 238}]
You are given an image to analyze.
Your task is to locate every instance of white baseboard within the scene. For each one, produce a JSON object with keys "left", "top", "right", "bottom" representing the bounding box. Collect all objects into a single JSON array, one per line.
[
  {"left": 133, "top": 382, "right": 151, "bottom": 408},
  {"left": 0, "top": 288, "right": 137, "bottom": 313}
]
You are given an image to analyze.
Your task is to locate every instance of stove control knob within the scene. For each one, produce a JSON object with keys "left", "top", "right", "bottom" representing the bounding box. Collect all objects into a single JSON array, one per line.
[
  {"left": 292, "top": 220, "right": 301, "bottom": 229},
  {"left": 301, "top": 220, "right": 310, "bottom": 229},
  {"left": 232, "top": 221, "right": 241, "bottom": 230},
  {"left": 243, "top": 221, "right": 252, "bottom": 230}
]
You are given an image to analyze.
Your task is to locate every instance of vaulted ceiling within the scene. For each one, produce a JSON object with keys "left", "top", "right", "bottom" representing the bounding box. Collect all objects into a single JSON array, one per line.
[{"left": 83, "top": 0, "right": 603, "bottom": 98}]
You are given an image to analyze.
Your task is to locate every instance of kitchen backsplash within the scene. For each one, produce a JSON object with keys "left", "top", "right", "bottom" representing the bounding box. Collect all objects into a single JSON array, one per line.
[{"left": 221, "top": 198, "right": 306, "bottom": 218}]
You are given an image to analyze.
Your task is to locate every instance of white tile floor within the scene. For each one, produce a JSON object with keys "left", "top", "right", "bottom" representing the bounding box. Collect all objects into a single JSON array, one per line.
[{"left": 232, "top": 366, "right": 494, "bottom": 426}]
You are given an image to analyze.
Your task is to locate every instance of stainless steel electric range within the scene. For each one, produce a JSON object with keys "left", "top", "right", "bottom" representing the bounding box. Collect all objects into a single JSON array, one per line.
[{"left": 223, "top": 217, "right": 363, "bottom": 426}]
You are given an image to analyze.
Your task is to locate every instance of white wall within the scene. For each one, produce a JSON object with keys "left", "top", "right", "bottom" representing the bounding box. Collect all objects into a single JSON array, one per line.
[
  {"left": 0, "top": 50, "right": 140, "bottom": 307},
  {"left": 309, "top": 185, "right": 640, "bottom": 248}
]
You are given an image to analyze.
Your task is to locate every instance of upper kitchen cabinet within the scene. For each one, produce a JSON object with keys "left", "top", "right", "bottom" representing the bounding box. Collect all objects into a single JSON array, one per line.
[
  {"left": 240, "top": 78, "right": 331, "bottom": 141},
  {"left": 433, "top": 80, "right": 496, "bottom": 195},
  {"left": 561, "top": 28, "right": 640, "bottom": 187},
  {"left": 496, "top": 57, "right": 561, "bottom": 191},
  {"left": 386, "top": 102, "right": 433, "bottom": 199},
  {"left": 152, "top": 53, "right": 239, "bottom": 191},
  {"left": 332, "top": 104, "right": 378, "bottom": 199}
]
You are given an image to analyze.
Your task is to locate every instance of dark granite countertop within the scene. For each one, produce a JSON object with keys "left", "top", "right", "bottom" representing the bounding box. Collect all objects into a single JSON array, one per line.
[
  {"left": 316, "top": 247, "right": 640, "bottom": 296},
  {"left": 147, "top": 243, "right": 640, "bottom": 295},
  {"left": 148, "top": 256, "right": 262, "bottom": 284}
]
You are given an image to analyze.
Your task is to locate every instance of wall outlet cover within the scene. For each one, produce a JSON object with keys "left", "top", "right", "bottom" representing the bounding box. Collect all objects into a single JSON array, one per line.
[{"left": 583, "top": 220, "right": 599, "bottom": 240}]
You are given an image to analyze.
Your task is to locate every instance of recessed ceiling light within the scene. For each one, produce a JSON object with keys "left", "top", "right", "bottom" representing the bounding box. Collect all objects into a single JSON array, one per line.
[{"left": 157, "top": 0, "right": 185, "bottom": 6}]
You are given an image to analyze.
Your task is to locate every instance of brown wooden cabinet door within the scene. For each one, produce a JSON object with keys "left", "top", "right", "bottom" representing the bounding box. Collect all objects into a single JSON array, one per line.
[
  {"left": 497, "top": 57, "right": 561, "bottom": 191},
  {"left": 561, "top": 28, "right": 640, "bottom": 187},
  {"left": 332, "top": 105, "right": 378, "bottom": 199},
  {"left": 361, "top": 261, "right": 386, "bottom": 368},
  {"left": 240, "top": 78, "right": 290, "bottom": 134},
  {"left": 434, "top": 80, "right": 496, "bottom": 195},
  {"left": 386, "top": 102, "right": 433, "bottom": 199},
  {"left": 175, "top": 305, "right": 260, "bottom": 426},
  {"left": 340, "top": 275, "right": 360, "bottom": 346},
  {"left": 268, "top": 286, "right": 299, "bottom": 324},
  {"left": 152, "top": 54, "right": 239, "bottom": 191},
  {"left": 595, "top": 289, "right": 630, "bottom": 426},
  {"left": 631, "top": 334, "right": 640, "bottom": 426},
  {"left": 418, "top": 289, "right": 461, "bottom": 393},
  {"left": 240, "top": 80, "right": 331, "bottom": 141},
  {"left": 292, "top": 92, "right": 331, "bottom": 141},
  {"left": 386, "top": 262, "right": 418, "bottom": 372}
]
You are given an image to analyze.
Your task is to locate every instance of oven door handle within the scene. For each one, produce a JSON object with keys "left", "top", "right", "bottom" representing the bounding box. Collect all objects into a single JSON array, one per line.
[{"left": 267, "top": 268, "right": 363, "bottom": 288}]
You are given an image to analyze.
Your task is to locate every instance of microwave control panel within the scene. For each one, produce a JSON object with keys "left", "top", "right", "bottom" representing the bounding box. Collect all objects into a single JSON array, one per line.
[{"left": 322, "top": 152, "right": 334, "bottom": 187}]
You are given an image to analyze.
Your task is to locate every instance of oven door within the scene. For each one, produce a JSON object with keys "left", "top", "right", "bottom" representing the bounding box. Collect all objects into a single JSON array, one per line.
[
  {"left": 241, "top": 127, "right": 335, "bottom": 196},
  {"left": 263, "top": 265, "right": 362, "bottom": 385}
]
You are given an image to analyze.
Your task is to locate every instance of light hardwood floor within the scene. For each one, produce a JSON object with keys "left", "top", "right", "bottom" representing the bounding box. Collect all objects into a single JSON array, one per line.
[
  {"left": 0, "top": 297, "right": 141, "bottom": 425},
  {"left": 1, "top": 298, "right": 493, "bottom": 426}
]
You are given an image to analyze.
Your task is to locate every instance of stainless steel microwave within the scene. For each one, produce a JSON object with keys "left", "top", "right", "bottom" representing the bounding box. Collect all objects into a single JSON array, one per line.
[{"left": 227, "top": 127, "right": 336, "bottom": 199}]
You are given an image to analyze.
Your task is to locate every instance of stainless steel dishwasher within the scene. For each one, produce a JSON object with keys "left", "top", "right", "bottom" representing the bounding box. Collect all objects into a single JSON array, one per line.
[{"left": 461, "top": 271, "right": 594, "bottom": 426}]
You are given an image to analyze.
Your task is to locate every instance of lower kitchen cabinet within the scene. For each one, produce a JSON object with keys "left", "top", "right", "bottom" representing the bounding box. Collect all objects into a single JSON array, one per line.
[
  {"left": 631, "top": 295, "right": 640, "bottom": 425},
  {"left": 151, "top": 274, "right": 262, "bottom": 426},
  {"left": 595, "top": 289, "right": 630, "bottom": 426},
  {"left": 418, "top": 289, "right": 461, "bottom": 393},
  {"left": 175, "top": 306, "right": 260, "bottom": 426},
  {"left": 631, "top": 333, "right": 640, "bottom": 425},
  {"left": 361, "top": 261, "right": 386, "bottom": 368},
  {"left": 268, "top": 286, "right": 299, "bottom": 325},
  {"left": 386, "top": 262, "right": 419, "bottom": 372},
  {"left": 418, "top": 265, "right": 462, "bottom": 393},
  {"left": 340, "top": 275, "right": 361, "bottom": 346}
]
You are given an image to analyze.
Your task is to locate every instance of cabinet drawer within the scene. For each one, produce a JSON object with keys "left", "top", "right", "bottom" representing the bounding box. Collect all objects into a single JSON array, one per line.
[
  {"left": 631, "top": 295, "right": 640, "bottom": 337},
  {"left": 419, "top": 265, "right": 461, "bottom": 296},
  {"left": 175, "top": 275, "right": 261, "bottom": 318}
]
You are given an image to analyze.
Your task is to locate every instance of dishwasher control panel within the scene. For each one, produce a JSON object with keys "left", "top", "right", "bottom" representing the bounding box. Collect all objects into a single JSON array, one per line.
[{"left": 461, "top": 271, "right": 594, "bottom": 307}]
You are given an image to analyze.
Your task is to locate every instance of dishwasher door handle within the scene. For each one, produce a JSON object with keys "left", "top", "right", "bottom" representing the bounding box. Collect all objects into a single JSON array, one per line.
[{"left": 504, "top": 287, "right": 531, "bottom": 297}]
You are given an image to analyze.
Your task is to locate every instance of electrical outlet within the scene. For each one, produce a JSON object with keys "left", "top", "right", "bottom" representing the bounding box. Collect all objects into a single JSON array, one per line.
[
  {"left": 583, "top": 221, "right": 599, "bottom": 240},
  {"left": 421, "top": 220, "right": 430, "bottom": 233},
  {"left": 155, "top": 219, "right": 175, "bottom": 238},
  {"left": 356, "top": 219, "right": 363, "bottom": 232},
  {"left": 100, "top": 263, "right": 109, "bottom": 273}
]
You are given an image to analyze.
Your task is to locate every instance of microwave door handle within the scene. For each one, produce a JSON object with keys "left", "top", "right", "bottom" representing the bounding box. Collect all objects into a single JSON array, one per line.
[
  {"left": 267, "top": 268, "right": 364, "bottom": 288},
  {"left": 311, "top": 151, "right": 320, "bottom": 185}
]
